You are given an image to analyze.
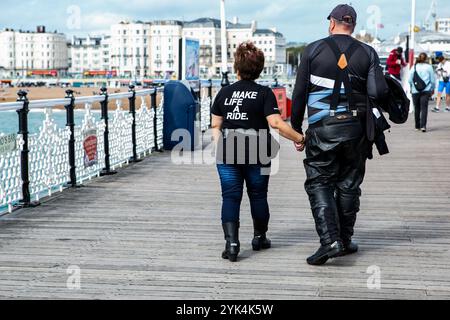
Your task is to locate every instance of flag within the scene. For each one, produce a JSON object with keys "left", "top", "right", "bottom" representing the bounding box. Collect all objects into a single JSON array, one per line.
[{"left": 377, "top": 24, "right": 385, "bottom": 29}]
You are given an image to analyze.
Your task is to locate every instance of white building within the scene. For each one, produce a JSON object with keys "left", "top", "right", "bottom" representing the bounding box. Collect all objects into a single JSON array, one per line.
[
  {"left": 183, "top": 18, "right": 222, "bottom": 78},
  {"left": 149, "top": 21, "right": 183, "bottom": 79},
  {"left": 68, "top": 35, "right": 111, "bottom": 76},
  {"left": 183, "top": 17, "right": 287, "bottom": 78},
  {"left": 378, "top": 31, "right": 450, "bottom": 58},
  {"left": 0, "top": 26, "right": 68, "bottom": 78},
  {"left": 110, "top": 22, "right": 151, "bottom": 78},
  {"left": 252, "top": 28, "right": 287, "bottom": 76},
  {"left": 436, "top": 18, "right": 450, "bottom": 35}
]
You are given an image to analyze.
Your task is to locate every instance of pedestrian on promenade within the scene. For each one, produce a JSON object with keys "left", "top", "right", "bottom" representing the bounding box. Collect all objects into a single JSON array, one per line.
[
  {"left": 409, "top": 53, "right": 436, "bottom": 132},
  {"left": 387, "top": 47, "right": 407, "bottom": 81},
  {"left": 433, "top": 56, "right": 450, "bottom": 113},
  {"left": 211, "top": 42, "right": 305, "bottom": 262},
  {"left": 291, "top": 4, "right": 389, "bottom": 265}
]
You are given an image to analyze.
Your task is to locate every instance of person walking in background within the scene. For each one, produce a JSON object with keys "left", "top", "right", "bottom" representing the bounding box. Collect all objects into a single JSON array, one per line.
[
  {"left": 387, "top": 47, "right": 407, "bottom": 80},
  {"left": 211, "top": 42, "right": 305, "bottom": 263},
  {"left": 409, "top": 53, "right": 436, "bottom": 133},
  {"left": 291, "top": 4, "right": 388, "bottom": 266},
  {"left": 433, "top": 56, "right": 450, "bottom": 113}
]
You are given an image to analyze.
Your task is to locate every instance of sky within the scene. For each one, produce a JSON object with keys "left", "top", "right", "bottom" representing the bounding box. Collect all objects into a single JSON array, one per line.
[{"left": 0, "top": 0, "right": 448, "bottom": 43}]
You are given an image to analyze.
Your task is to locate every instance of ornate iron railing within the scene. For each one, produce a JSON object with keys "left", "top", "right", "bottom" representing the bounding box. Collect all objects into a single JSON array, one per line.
[{"left": 0, "top": 82, "right": 216, "bottom": 214}]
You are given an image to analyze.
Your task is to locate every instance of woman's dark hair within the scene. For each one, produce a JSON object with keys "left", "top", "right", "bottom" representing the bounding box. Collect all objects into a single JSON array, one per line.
[
  {"left": 234, "top": 42, "right": 265, "bottom": 81},
  {"left": 416, "top": 52, "right": 428, "bottom": 64}
]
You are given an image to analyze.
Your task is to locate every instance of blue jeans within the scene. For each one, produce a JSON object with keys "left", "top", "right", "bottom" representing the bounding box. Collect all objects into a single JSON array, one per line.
[{"left": 217, "top": 164, "right": 270, "bottom": 224}]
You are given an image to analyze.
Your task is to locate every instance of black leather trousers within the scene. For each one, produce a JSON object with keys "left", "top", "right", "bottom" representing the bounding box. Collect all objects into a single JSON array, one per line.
[{"left": 304, "top": 123, "right": 369, "bottom": 246}]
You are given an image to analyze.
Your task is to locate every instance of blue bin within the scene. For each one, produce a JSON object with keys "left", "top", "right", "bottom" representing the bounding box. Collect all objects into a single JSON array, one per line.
[{"left": 163, "top": 81, "right": 201, "bottom": 151}]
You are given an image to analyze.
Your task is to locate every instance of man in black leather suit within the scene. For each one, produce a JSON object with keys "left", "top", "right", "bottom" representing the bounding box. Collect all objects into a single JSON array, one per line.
[{"left": 292, "top": 4, "right": 388, "bottom": 265}]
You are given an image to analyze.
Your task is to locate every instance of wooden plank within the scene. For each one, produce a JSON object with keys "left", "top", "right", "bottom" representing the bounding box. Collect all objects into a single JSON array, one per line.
[{"left": 0, "top": 109, "right": 449, "bottom": 299}]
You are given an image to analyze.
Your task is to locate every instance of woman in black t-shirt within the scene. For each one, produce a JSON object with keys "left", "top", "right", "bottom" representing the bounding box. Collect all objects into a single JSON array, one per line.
[{"left": 211, "top": 42, "right": 305, "bottom": 262}]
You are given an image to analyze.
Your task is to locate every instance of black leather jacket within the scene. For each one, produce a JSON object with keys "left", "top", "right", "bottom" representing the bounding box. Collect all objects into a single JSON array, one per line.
[{"left": 291, "top": 34, "right": 388, "bottom": 135}]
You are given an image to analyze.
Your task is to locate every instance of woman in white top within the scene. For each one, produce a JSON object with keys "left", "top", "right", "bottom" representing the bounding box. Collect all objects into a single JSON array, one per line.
[{"left": 434, "top": 56, "right": 450, "bottom": 112}]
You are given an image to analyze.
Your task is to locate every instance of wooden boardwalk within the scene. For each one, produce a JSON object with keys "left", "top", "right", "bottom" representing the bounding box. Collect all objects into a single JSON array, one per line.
[{"left": 0, "top": 108, "right": 450, "bottom": 300}]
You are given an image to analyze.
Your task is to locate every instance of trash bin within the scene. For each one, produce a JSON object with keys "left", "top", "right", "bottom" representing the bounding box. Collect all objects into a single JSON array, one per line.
[
  {"left": 272, "top": 87, "right": 288, "bottom": 120},
  {"left": 163, "top": 81, "right": 201, "bottom": 151}
]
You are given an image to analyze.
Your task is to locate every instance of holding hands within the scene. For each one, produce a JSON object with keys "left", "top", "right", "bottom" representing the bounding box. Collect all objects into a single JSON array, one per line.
[{"left": 294, "top": 134, "right": 306, "bottom": 153}]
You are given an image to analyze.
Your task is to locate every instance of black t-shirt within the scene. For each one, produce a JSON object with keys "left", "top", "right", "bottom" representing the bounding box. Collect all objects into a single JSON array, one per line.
[
  {"left": 211, "top": 80, "right": 281, "bottom": 165},
  {"left": 212, "top": 80, "right": 280, "bottom": 129}
]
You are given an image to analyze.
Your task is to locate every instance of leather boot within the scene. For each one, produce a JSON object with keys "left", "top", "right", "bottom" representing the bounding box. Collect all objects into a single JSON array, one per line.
[
  {"left": 222, "top": 222, "right": 240, "bottom": 262},
  {"left": 308, "top": 203, "right": 344, "bottom": 266},
  {"left": 336, "top": 189, "right": 361, "bottom": 257},
  {"left": 307, "top": 241, "right": 344, "bottom": 266},
  {"left": 252, "top": 219, "right": 271, "bottom": 251},
  {"left": 341, "top": 240, "right": 359, "bottom": 256}
]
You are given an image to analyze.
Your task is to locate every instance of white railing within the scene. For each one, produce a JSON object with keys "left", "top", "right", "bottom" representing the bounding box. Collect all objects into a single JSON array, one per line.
[{"left": 0, "top": 84, "right": 217, "bottom": 214}]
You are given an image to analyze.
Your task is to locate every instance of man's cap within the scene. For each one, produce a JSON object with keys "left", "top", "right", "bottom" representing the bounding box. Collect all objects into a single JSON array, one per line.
[
  {"left": 397, "top": 47, "right": 403, "bottom": 53},
  {"left": 327, "top": 4, "right": 357, "bottom": 25}
]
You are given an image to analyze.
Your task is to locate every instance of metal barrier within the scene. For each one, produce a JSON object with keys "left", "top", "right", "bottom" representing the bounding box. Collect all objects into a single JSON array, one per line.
[{"left": 0, "top": 83, "right": 216, "bottom": 214}]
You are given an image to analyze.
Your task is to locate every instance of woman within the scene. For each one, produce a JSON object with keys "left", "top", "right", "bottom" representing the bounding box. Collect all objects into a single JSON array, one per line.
[
  {"left": 211, "top": 42, "right": 305, "bottom": 262},
  {"left": 409, "top": 53, "right": 436, "bottom": 133},
  {"left": 434, "top": 56, "right": 450, "bottom": 113}
]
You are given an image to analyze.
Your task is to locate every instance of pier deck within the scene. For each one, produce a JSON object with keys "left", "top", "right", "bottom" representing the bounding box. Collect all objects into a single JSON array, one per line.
[{"left": 0, "top": 110, "right": 450, "bottom": 300}]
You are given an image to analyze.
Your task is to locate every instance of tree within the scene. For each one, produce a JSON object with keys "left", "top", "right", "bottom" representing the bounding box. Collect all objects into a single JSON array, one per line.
[{"left": 286, "top": 45, "right": 307, "bottom": 71}]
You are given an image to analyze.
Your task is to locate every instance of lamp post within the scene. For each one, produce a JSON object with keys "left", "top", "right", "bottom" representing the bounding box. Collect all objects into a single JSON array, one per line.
[
  {"left": 220, "top": 0, "right": 230, "bottom": 87},
  {"left": 409, "top": 0, "right": 416, "bottom": 68}
]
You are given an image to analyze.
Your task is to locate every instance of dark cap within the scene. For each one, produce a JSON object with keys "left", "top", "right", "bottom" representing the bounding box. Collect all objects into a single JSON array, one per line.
[{"left": 327, "top": 4, "right": 357, "bottom": 25}]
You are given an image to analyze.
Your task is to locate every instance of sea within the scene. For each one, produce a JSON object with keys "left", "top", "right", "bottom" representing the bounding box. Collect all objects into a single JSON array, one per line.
[{"left": 0, "top": 110, "right": 101, "bottom": 135}]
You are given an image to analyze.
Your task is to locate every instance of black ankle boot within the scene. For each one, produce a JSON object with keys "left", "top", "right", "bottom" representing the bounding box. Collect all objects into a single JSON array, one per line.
[
  {"left": 252, "top": 219, "right": 271, "bottom": 251},
  {"left": 341, "top": 240, "right": 359, "bottom": 256},
  {"left": 222, "top": 222, "right": 240, "bottom": 262},
  {"left": 307, "top": 241, "right": 344, "bottom": 266}
]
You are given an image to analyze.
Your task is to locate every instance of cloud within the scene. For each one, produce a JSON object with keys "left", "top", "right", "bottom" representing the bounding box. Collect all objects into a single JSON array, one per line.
[
  {"left": 0, "top": 0, "right": 449, "bottom": 42},
  {"left": 81, "top": 12, "right": 131, "bottom": 34}
]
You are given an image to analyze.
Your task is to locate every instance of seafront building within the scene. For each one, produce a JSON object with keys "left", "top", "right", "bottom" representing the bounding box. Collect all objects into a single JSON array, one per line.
[
  {"left": 149, "top": 20, "right": 183, "bottom": 79},
  {"left": 0, "top": 18, "right": 287, "bottom": 80},
  {"left": 376, "top": 30, "right": 450, "bottom": 58},
  {"left": 109, "top": 22, "right": 152, "bottom": 79},
  {"left": 0, "top": 26, "right": 68, "bottom": 78},
  {"left": 68, "top": 35, "right": 111, "bottom": 76},
  {"left": 183, "top": 17, "right": 286, "bottom": 78},
  {"left": 436, "top": 18, "right": 450, "bottom": 35}
]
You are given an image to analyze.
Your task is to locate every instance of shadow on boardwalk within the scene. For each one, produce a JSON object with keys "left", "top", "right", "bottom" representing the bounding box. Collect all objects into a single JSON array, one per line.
[{"left": 0, "top": 111, "right": 450, "bottom": 300}]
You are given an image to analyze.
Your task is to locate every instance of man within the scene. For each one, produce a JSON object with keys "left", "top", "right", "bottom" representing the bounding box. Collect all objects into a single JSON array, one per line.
[
  {"left": 387, "top": 47, "right": 407, "bottom": 80},
  {"left": 292, "top": 4, "right": 388, "bottom": 265}
]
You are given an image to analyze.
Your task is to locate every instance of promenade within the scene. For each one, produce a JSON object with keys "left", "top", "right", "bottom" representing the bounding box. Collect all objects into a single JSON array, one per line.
[{"left": 0, "top": 109, "right": 449, "bottom": 300}]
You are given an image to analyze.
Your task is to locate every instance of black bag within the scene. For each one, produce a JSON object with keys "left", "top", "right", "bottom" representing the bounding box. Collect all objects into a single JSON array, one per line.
[
  {"left": 413, "top": 66, "right": 428, "bottom": 92},
  {"left": 444, "top": 76, "right": 449, "bottom": 83},
  {"left": 376, "top": 75, "right": 410, "bottom": 124}
]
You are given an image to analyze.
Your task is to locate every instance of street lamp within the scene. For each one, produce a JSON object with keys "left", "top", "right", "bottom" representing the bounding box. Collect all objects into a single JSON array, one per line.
[
  {"left": 220, "top": 0, "right": 230, "bottom": 87},
  {"left": 410, "top": 0, "right": 416, "bottom": 67}
]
